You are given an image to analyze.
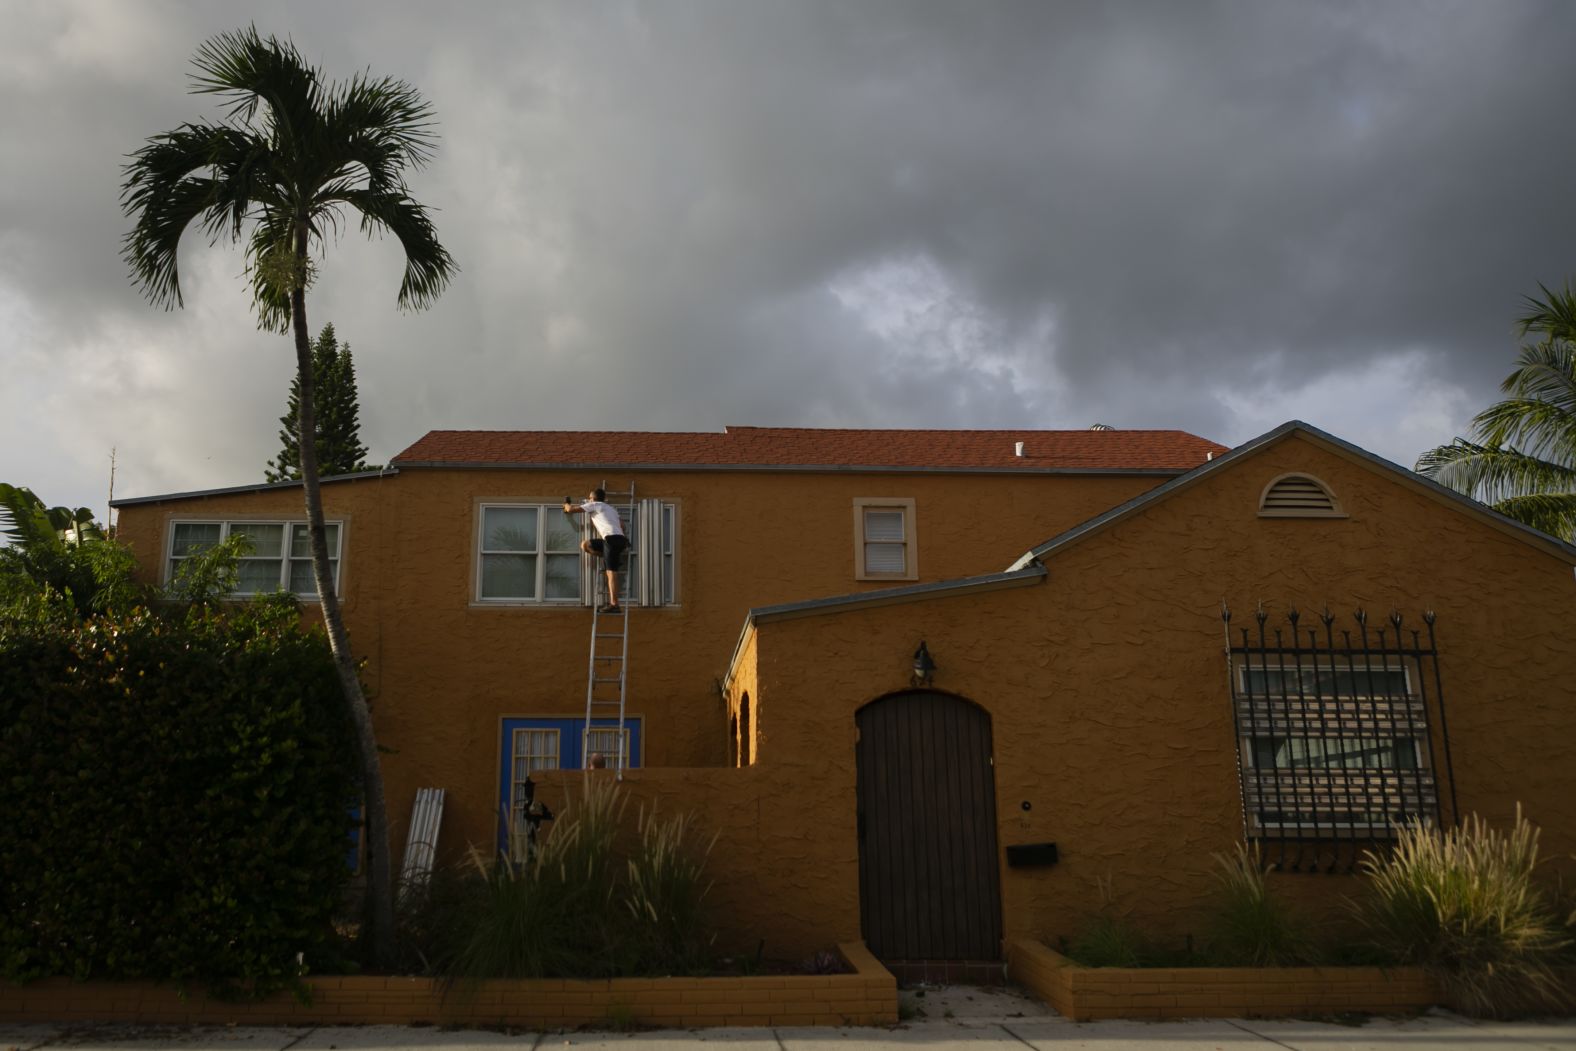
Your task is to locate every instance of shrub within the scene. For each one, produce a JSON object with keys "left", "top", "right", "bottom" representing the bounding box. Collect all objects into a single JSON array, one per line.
[
  {"left": 1351, "top": 807, "right": 1572, "bottom": 1017},
  {"left": 0, "top": 597, "right": 358, "bottom": 995},
  {"left": 1205, "top": 842, "right": 1313, "bottom": 966}
]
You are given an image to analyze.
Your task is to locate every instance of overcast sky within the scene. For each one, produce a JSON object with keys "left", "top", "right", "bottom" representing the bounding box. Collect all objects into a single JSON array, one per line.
[{"left": 4, "top": 0, "right": 1575, "bottom": 515}]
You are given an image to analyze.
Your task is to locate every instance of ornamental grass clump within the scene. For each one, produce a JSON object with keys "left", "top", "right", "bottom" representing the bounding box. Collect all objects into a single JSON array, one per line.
[
  {"left": 624, "top": 807, "right": 718, "bottom": 974},
  {"left": 1351, "top": 807, "right": 1571, "bottom": 1017},
  {"left": 449, "top": 777, "right": 627, "bottom": 981},
  {"left": 443, "top": 778, "right": 719, "bottom": 981},
  {"left": 1205, "top": 843, "right": 1313, "bottom": 966}
]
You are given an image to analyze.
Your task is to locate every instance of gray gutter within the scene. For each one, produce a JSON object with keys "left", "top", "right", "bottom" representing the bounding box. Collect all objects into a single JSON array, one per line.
[
  {"left": 1007, "top": 419, "right": 1576, "bottom": 570},
  {"left": 721, "top": 564, "right": 1048, "bottom": 691},
  {"left": 391, "top": 460, "right": 1192, "bottom": 476},
  {"left": 110, "top": 468, "right": 398, "bottom": 508}
]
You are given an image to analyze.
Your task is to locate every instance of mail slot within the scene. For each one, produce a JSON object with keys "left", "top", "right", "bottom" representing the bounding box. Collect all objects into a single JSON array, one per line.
[{"left": 1005, "top": 842, "right": 1059, "bottom": 867}]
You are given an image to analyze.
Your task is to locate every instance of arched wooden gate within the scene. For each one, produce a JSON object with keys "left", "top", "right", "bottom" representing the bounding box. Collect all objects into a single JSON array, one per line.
[{"left": 855, "top": 690, "right": 1003, "bottom": 961}]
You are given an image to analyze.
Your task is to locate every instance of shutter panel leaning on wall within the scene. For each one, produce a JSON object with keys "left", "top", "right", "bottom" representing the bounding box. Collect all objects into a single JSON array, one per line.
[{"left": 637, "top": 498, "right": 665, "bottom": 606}]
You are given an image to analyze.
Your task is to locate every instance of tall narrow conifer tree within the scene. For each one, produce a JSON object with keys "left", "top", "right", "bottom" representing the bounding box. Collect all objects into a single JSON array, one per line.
[{"left": 267, "top": 323, "right": 375, "bottom": 481}]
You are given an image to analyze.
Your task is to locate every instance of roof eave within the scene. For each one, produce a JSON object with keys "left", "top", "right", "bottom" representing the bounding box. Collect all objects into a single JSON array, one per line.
[
  {"left": 110, "top": 468, "right": 398, "bottom": 508},
  {"left": 721, "top": 564, "right": 1048, "bottom": 691},
  {"left": 390, "top": 460, "right": 1193, "bottom": 476}
]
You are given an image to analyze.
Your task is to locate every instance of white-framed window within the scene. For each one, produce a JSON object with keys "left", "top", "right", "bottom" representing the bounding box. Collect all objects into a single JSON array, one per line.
[
  {"left": 1233, "top": 661, "right": 1437, "bottom": 836},
  {"left": 167, "top": 520, "right": 342, "bottom": 597},
  {"left": 853, "top": 497, "right": 917, "bottom": 581},
  {"left": 478, "top": 504, "right": 583, "bottom": 602},
  {"left": 476, "top": 499, "right": 678, "bottom": 606}
]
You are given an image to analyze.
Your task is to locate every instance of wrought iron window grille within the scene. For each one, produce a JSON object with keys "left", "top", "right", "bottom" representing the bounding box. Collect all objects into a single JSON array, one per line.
[{"left": 1221, "top": 604, "right": 1459, "bottom": 873}]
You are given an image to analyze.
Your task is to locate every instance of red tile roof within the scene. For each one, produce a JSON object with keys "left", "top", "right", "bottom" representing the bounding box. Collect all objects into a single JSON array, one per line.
[{"left": 392, "top": 426, "right": 1226, "bottom": 471}]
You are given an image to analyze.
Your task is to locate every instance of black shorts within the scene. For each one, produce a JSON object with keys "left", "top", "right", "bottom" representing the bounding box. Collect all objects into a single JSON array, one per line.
[{"left": 589, "top": 534, "right": 629, "bottom": 572}]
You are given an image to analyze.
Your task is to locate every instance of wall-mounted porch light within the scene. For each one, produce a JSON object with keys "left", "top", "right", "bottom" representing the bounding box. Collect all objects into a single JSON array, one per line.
[{"left": 911, "top": 641, "right": 936, "bottom": 688}]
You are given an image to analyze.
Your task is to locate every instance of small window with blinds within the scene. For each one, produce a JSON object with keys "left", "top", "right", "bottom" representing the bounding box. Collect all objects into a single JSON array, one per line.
[
  {"left": 1258, "top": 474, "right": 1346, "bottom": 518},
  {"left": 853, "top": 497, "right": 918, "bottom": 580}
]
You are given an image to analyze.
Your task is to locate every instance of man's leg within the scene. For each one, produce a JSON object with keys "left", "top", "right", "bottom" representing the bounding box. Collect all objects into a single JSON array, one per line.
[{"left": 604, "top": 567, "right": 619, "bottom": 608}]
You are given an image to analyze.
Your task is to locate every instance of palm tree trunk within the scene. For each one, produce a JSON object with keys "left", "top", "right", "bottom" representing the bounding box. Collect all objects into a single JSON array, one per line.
[{"left": 292, "top": 220, "right": 395, "bottom": 968}]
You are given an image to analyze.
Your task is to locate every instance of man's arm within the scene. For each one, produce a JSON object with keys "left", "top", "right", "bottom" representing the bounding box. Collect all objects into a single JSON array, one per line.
[{"left": 562, "top": 498, "right": 585, "bottom": 515}]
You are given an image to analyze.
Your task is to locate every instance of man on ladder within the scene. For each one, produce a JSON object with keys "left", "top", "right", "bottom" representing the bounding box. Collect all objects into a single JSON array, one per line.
[{"left": 563, "top": 488, "right": 628, "bottom": 613}]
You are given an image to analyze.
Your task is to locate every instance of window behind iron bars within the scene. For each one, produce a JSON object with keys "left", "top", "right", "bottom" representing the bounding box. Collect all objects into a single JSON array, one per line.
[{"left": 1231, "top": 657, "right": 1440, "bottom": 842}]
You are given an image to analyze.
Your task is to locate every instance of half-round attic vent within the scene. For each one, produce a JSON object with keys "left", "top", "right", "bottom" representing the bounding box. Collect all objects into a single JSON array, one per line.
[{"left": 1258, "top": 473, "right": 1345, "bottom": 518}]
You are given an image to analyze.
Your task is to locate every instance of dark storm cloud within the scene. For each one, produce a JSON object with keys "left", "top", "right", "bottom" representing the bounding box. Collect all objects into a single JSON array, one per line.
[{"left": 4, "top": 1, "right": 1574, "bottom": 512}]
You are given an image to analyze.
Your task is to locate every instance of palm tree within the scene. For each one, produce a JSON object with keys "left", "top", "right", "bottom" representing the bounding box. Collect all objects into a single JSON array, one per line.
[
  {"left": 121, "top": 26, "right": 457, "bottom": 964},
  {"left": 1417, "top": 284, "right": 1576, "bottom": 542}
]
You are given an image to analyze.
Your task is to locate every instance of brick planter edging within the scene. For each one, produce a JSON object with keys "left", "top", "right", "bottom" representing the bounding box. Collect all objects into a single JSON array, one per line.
[
  {"left": 1006, "top": 938, "right": 1433, "bottom": 1021},
  {"left": 0, "top": 941, "right": 897, "bottom": 1029}
]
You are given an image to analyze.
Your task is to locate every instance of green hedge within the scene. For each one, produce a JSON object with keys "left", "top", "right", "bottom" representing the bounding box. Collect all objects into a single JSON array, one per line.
[{"left": 0, "top": 597, "right": 358, "bottom": 992}]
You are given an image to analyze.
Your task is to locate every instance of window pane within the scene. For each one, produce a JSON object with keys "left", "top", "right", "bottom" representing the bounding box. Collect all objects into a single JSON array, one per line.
[
  {"left": 237, "top": 559, "right": 283, "bottom": 593},
  {"left": 544, "top": 554, "right": 582, "bottom": 599},
  {"left": 864, "top": 509, "right": 905, "bottom": 542},
  {"left": 585, "top": 728, "right": 632, "bottom": 766},
  {"left": 543, "top": 509, "right": 581, "bottom": 553},
  {"left": 513, "top": 728, "right": 560, "bottom": 772},
  {"left": 482, "top": 553, "right": 536, "bottom": 598},
  {"left": 229, "top": 523, "right": 285, "bottom": 558},
  {"left": 290, "top": 523, "right": 340, "bottom": 556},
  {"left": 289, "top": 558, "right": 338, "bottom": 595},
  {"left": 864, "top": 542, "right": 906, "bottom": 574},
  {"left": 483, "top": 507, "right": 537, "bottom": 552},
  {"left": 171, "top": 522, "right": 221, "bottom": 556}
]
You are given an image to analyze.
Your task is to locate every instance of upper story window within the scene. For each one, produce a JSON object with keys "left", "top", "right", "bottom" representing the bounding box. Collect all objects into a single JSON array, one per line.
[
  {"left": 476, "top": 499, "right": 677, "bottom": 606},
  {"left": 854, "top": 497, "right": 917, "bottom": 581},
  {"left": 1258, "top": 474, "right": 1345, "bottom": 518},
  {"left": 168, "top": 520, "right": 342, "bottom": 597}
]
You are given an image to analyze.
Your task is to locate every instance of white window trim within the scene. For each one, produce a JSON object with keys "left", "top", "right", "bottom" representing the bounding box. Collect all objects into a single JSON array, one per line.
[
  {"left": 853, "top": 497, "right": 917, "bottom": 581},
  {"left": 165, "top": 518, "right": 343, "bottom": 597}
]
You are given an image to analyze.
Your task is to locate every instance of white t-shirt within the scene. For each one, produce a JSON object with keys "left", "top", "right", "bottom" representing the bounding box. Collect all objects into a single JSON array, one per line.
[{"left": 580, "top": 500, "right": 624, "bottom": 539}]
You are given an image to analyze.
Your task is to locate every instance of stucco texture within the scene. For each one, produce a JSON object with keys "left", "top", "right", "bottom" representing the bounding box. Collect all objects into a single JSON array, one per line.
[
  {"left": 112, "top": 465, "right": 1157, "bottom": 879},
  {"left": 740, "top": 433, "right": 1576, "bottom": 953}
]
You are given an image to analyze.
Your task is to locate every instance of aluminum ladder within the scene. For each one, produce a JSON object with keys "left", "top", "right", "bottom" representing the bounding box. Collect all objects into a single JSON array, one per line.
[{"left": 582, "top": 481, "right": 633, "bottom": 779}]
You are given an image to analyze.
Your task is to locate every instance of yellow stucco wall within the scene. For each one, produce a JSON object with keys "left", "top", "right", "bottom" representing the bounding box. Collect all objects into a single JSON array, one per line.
[
  {"left": 742, "top": 433, "right": 1576, "bottom": 953},
  {"left": 111, "top": 432, "right": 1576, "bottom": 959},
  {"left": 112, "top": 465, "right": 1162, "bottom": 864}
]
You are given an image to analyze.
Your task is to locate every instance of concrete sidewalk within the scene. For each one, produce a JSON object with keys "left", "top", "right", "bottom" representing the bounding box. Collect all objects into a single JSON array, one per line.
[{"left": 4, "top": 984, "right": 1573, "bottom": 1050}]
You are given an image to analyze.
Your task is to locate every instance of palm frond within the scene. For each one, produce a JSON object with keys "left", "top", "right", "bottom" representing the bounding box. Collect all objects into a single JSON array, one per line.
[
  {"left": 1516, "top": 282, "right": 1576, "bottom": 343},
  {"left": 1415, "top": 440, "right": 1576, "bottom": 505},
  {"left": 1471, "top": 398, "right": 1576, "bottom": 465},
  {"left": 120, "top": 124, "right": 240, "bottom": 308},
  {"left": 326, "top": 73, "right": 440, "bottom": 178},
  {"left": 332, "top": 189, "right": 457, "bottom": 310},
  {"left": 1493, "top": 339, "right": 1576, "bottom": 412},
  {"left": 1489, "top": 494, "right": 1576, "bottom": 542},
  {"left": 190, "top": 25, "right": 322, "bottom": 141}
]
